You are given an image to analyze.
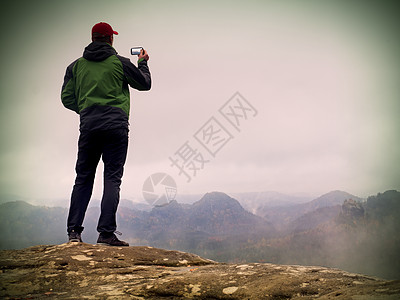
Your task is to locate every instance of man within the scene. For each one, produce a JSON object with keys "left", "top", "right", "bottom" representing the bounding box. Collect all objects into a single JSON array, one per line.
[{"left": 61, "top": 22, "right": 151, "bottom": 246}]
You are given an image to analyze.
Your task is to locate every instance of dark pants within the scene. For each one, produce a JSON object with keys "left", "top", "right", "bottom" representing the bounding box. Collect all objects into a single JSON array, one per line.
[{"left": 67, "top": 128, "right": 128, "bottom": 235}]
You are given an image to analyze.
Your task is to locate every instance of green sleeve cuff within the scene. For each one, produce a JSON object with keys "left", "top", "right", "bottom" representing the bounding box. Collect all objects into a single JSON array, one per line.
[{"left": 138, "top": 58, "right": 145, "bottom": 63}]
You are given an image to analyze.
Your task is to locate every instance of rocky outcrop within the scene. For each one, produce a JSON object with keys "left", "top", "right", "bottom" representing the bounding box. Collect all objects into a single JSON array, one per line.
[
  {"left": 341, "top": 199, "right": 365, "bottom": 220},
  {"left": 1, "top": 243, "right": 400, "bottom": 299}
]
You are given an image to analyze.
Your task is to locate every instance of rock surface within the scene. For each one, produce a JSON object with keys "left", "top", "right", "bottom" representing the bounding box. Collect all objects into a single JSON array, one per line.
[{"left": 1, "top": 243, "right": 399, "bottom": 299}]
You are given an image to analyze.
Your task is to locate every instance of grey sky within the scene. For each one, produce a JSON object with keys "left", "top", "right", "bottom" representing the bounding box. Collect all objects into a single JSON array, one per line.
[{"left": 1, "top": 0, "right": 399, "bottom": 203}]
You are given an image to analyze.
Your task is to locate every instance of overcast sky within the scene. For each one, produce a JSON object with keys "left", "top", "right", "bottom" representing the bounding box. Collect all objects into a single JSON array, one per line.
[{"left": 1, "top": 0, "right": 399, "bottom": 204}]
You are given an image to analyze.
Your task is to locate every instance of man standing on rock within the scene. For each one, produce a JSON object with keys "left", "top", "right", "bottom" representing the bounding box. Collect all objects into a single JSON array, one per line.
[{"left": 61, "top": 22, "right": 151, "bottom": 246}]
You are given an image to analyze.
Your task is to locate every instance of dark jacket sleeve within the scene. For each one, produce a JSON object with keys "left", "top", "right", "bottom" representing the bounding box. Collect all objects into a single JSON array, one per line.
[
  {"left": 117, "top": 55, "right": 151, "bottom": 91},
  {"left": 61, "top": 60, "right": 79, "bottom": 113}
]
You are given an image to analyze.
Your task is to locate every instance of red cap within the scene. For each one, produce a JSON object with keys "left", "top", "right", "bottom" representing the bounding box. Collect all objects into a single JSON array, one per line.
[{"left": 92, "top": 22, "right": 118, "bottom": 37}]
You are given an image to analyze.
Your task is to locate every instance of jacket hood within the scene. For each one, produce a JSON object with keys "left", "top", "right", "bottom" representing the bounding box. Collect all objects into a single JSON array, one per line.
[{"left": 83, "top": 41, "right": 117, "bottom": 62}]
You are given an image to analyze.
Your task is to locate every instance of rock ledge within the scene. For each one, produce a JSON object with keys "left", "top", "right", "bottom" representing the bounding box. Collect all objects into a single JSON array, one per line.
[{"left": 1, "top": 243, "right": 399, "bottom": 299}]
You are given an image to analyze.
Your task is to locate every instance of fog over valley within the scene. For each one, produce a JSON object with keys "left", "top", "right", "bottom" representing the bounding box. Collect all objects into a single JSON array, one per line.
[{"left": 1, "top": 189, "right": 399, "bottom": 280}]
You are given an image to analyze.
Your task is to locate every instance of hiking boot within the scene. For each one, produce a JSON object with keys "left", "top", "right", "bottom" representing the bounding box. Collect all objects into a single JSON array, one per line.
[
  {"left": 97, "top": 232, "right": 129, "bottom": 247},
  {"left": 68, "top": 230, "right": 82, "bottom": 243}
]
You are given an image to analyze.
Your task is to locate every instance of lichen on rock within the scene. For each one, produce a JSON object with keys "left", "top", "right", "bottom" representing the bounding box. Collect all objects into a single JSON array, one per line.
[{"left": 1, "top": 243, "right": 399, "bottom": 299}]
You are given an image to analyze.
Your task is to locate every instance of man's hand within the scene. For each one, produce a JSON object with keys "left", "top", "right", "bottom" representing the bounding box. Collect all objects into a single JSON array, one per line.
[{"left": 139, "top": 49, "right": 149, "bottom": 61}]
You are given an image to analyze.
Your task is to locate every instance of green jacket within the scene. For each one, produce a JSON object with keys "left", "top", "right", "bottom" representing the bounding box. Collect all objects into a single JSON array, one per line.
[{"left": 61, "top": 41, "right": 151, "bottom": 131}]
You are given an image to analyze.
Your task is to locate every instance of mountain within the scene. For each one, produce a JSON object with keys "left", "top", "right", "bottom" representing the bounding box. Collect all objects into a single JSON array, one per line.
[
  {"left": 258, "top": 190, "right": 363, "bottom": 230},
  {"left": 364, "top": 190, "right": 400, "bottom": 221},
  {"left": 0, "top": 201, "right": 67, "bottom": 249},
  {"left": 0, "top": 194, "right": 30, "bottom": 205},
  {"left": 231, "top": 191, "right": 313, "bottom": 214},
  {"left": 6, "top": 192, "right": 274, "bottom": 257},
  {"left": 266, "top": 190, "right": 400, "bottom": 279},
  {"left": 1, "top": 190, "right": 399, "bottom": 279},
  {"left": 116, "top": 192, "right": 276, "bottom": 260},
  {"left": 305, "top": 190, "right": 364, "bottom": 210},
  {"left": 189, "top": 192, "right": 272, "bottom": 235},
  {"left": 288, "top": 205, "right": 342, "bottom": 233}
]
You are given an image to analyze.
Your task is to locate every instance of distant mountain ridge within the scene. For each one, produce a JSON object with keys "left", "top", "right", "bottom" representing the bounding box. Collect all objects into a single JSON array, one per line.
[
  {"left": 0, "top": 190, "right": 378, "bottom": 249},
  {"left": 257, "top": 190, "right": 362, "bottom": 230},
  {"left": 0, "top": 190, "right": 399, "bottom": 279},
  {"left": 0, "top": 201, "right": 67, "bottom": 249},
  {"left": 231, "top": 191, "right": 313, "bottom": 214},
  {"left": 189, "top": 192, "right": 272, "bottom": 235},
  {"left": 115, "top": 192, "right": 276, "bottom": 252}
]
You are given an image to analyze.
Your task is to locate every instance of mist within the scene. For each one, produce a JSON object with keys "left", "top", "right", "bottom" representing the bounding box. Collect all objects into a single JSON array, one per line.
[
  {"left": 1, "top": 190, "right": 399, "bottom": 280},
  {"left": 1, "top": 0, "right": 399, "bottom": 204},
  {"left": 1, "top": 0, "right": 400, "bottom": 284}
]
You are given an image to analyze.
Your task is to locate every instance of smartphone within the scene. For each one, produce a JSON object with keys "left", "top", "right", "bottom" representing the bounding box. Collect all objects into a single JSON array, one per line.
[{"left": 131, "top": 47, "right": 143, "bottom": 55}]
